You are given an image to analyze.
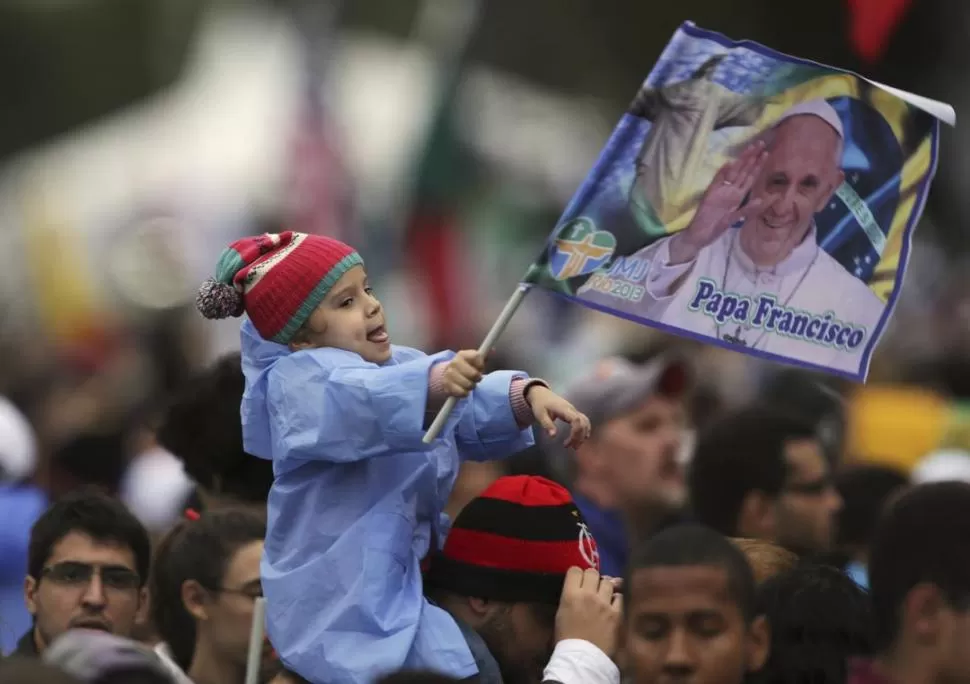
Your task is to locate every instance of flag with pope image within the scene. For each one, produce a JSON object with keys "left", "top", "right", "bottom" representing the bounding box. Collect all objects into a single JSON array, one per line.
[{"left": 523, "top": 21, "right": 955, "bottom": 381}]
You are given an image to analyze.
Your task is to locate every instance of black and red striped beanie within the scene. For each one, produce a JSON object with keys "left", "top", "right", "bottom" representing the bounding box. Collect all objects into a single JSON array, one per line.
[{"left": 426, "top": 475, "right": 600, "bottom": 605}]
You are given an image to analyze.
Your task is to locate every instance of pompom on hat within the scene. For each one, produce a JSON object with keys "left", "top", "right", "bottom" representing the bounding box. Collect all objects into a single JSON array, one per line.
[{"left": 196, "top": 231, "right": 362, "bottom": 344}]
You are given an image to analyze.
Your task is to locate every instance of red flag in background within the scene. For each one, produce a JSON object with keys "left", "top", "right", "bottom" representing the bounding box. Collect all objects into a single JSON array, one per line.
[
  {"left": 403, "top": 110, "right": 478, "bottom": 350},
  {"left": 406, "top": 208, "right": 475, "bottom": 350},
  {"left": 846, "top": 0, "right": 915, "bottom": 63},
  {"left": 399, "top": 11, "right": 487, "bottom": 349},
  {"left": 396, "top": 2, "right": 484, "bottom": 350}
]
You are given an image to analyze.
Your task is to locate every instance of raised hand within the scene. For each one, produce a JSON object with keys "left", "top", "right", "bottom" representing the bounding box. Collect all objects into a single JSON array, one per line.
[
  {"left": 554, "top": 567, "right": 623, "bottom": 657},
  {"left": 527, "top": 386, "right": 591, "bottom": 449},
  {"left": 669, "top": 139, "right": 768, "bottom": 264}
]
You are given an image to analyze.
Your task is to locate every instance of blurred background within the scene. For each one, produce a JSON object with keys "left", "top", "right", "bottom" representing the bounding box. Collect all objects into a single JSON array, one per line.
[{"left": 1, "top": 0, "right": 970, "bottom": 538}]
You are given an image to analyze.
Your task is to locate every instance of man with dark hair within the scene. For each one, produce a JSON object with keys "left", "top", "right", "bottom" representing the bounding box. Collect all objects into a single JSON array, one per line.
[
  {"left": 753, "top": 563, "right": 873, "bottom": 684},
  {"left": 11, "top": 491, "right": 150, "bottom": 657},
  {"left": 688, "top": 405, "right": 842, "bottom": 555},
  {"left": 850, "top": 481, "right": 970, "bottom": 684},
  {"left": 425, "top": 475, "right": 621, "bottom": 684},
  {"left": 620, "top": 524, "right": 769, "bottom": 684}
]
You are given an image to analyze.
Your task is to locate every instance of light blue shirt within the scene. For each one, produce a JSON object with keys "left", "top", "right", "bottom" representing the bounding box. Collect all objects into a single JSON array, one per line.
[{"left": 239, "top": 321, "right": 533, "bottom": 684}]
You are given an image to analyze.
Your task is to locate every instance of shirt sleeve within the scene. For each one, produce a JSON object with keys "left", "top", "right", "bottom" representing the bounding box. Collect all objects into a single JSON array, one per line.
[
  {"left": 266, "top": 348, "right": 464, "bottom": 464},
  {"left": 542, "top": 639, "right": 620, "bottom": 684},
  {"left": 642, "top": 236, "right": 695, "bottom": 301}
]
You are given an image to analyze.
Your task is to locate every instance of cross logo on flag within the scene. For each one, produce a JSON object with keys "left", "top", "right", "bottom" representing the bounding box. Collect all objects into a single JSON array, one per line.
[{"left": 548, "top": 218, "right": 617, "bottom": 281}]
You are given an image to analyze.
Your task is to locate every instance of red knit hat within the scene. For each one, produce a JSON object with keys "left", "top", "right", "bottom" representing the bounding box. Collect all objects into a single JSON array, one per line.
[
  {"left": 195, "top": 231, "right": 362, "bottom": 344},
  {"left": 426, "top": 475, "right": 600, "bottom": 605}
]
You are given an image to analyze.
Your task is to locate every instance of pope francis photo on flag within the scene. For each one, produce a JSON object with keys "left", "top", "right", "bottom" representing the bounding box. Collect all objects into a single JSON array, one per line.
[{"left": 579, "top": 98, "right": 886, "bottom": 373}]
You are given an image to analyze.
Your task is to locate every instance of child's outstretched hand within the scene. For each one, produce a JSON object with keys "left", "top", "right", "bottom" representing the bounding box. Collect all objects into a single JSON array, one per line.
[
  {"left": 441, "top": 349, "right": 485, "bottom": 398},
  {"left": 527, "top": 386, "right": 591, "bottom": 449}
]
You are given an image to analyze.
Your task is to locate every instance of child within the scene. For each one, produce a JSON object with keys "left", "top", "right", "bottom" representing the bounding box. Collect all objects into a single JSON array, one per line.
[{"left": 196, "top": 231, "right": 590, "bottom": 684}]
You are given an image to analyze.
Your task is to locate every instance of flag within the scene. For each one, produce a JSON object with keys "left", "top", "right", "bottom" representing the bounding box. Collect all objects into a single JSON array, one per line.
[
  {"left": 395, "top": 1, "right": 484, "bottom": 350},
  {"left": 520, "top": 22, "right": 948, "bottom": 382},
  {"left": 402, "top": 98, "right": 479, "bottom": 350},
  {"left": 845, "top": 0, "right": 915, "bottom": 64}
]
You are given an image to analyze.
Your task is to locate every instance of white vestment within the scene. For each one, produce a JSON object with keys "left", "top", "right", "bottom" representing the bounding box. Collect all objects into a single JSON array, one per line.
[{"left": 578, "top": 226, "right": 885, "bottom": 374}]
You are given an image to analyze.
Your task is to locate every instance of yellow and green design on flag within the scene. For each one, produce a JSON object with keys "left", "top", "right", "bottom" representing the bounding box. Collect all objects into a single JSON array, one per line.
[{"left": 523, "top": 22, "right": 949, "bottom": 382}]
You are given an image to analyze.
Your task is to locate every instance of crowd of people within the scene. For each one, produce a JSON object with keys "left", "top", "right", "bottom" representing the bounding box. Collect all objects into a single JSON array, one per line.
[{"left": 0, "top": 230, "right": 968, "bottom": 684}]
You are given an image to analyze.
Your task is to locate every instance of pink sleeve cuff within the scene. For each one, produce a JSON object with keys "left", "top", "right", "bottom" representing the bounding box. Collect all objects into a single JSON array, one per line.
[
  {"left": 430, "top": 365, "right": 544, "bottom": 428},
  {"left": 510, "top": 377, "right": 548, "bottom": 428},
  {"left": 428, "top": 362, "right": 448, "bottom": 405}
]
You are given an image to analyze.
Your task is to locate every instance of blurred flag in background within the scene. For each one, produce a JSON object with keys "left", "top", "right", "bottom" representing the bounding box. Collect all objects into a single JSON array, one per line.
[{"left": 845, "top": 0, "right": 915, "bottom": 64}]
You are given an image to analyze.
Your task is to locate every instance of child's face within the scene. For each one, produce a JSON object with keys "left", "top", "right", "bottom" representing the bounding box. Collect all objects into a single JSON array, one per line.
[{"left": 289, "top": 265, "right": 391, "bottom": 363}]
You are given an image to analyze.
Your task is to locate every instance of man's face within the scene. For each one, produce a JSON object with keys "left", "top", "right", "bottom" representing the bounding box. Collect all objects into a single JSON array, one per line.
[
  {"left": 774, "top": 438, "right": 843, "bottom": 554},
  {"left": 478, "top": 602, "right": 557, "bottom": 684},
  {"left": 740, "top": 115, "right": 844, "bottom": 267},
  {"left": 622, "top": 565, "right": 767, "bottom": 684},
  {"left": 200, "top": 540, "right": 279, "bottom": 681},
  {"left": 24, "top": 531, "right": 146, "bottom": 649},
  {"left": 598, "top": 395, "right": 688, "bottom": 511}
]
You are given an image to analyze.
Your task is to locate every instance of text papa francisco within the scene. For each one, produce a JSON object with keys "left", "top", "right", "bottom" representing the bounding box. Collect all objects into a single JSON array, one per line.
[{"left": 688, "top": 278, "right": 869, "bottom": 351}]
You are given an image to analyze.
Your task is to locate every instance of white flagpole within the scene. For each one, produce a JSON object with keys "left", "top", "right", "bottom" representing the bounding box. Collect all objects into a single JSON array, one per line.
[
  {"left": 244, "top": 597, "right": 268, "bottom": 684},
  {"left": 422, "top": 283, "right": 531, "bottom": 443}
]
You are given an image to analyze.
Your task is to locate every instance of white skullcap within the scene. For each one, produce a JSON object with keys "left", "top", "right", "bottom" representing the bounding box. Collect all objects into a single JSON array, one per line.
[
  {"left": 0, "top": 395, "right": 37, "bottom": 482},
  {"left": 774, "top": 98, "right": 844, "bottom": 139},
  {"left": 44, "top": 630, "right": 175, "bottom": 683},
  {"left": 911, "top": 449, "right": 970, "bottom": 485},
  {"left": 120, "top": 447, "right": 195, "bottom": 531}
]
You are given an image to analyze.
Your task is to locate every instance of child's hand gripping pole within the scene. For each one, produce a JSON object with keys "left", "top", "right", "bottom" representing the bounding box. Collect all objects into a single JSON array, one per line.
[{"left": 423, "top": 284, "right": 531, "bottom": 443}]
